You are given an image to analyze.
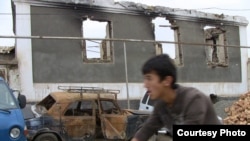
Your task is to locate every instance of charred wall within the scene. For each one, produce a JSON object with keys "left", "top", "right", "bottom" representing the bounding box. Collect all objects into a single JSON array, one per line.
[
  {"left": 173, "top": 20, "right": 241, "bottom": 82},
  {"left": 31, "top": 6, "right": 242, "bottom": 83},
  {"left": 31, "top": 6, "right": 155, "bottom": 83}
]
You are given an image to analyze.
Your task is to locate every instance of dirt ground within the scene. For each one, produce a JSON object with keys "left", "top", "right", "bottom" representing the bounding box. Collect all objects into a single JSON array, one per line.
[{"left": 213, "top": 96, "right": 239, "bottom": 119}]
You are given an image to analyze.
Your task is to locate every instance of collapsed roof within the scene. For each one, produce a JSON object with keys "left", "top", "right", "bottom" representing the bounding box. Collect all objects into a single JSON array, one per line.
[{"left": 15, "top": 0, "right": 248, "bottom": 26}]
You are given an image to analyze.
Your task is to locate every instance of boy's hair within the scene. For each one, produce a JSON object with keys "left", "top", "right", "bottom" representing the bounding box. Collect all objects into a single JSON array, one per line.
[{"left": 142, "top": 54, "right": 177, "bottom": 89}]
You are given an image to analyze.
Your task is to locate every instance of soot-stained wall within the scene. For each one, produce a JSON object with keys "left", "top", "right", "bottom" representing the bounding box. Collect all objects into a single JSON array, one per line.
[
  {"left": 174, "top": 20, "right": 241, "bottom": 82},
  {"left": 31, "top": 6, "right": 242, "bottom": 83},
  {"left": 31, "top": 6, "right": 155, "bottom": 83}
]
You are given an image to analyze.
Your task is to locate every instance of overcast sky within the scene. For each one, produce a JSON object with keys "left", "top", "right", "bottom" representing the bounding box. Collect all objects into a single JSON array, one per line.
[
  {"left": 1, "top": 0, "right": 249, "bottom": 56},
  {"left": 0, "top": 0, "right": 14, "bottom": 46}
]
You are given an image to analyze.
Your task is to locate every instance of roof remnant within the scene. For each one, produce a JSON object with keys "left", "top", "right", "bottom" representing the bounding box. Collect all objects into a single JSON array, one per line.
[
  {"left": 40, "top": 0, "right": 115, "bottom": 7},
  {"left": 13, "top": 0, "right": 248, "bottom": 25}
]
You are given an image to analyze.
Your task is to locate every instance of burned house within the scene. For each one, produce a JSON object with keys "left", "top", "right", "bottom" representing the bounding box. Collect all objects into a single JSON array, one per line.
[{"left": 8, "top": 0, "right": 249, "bottom": 108}]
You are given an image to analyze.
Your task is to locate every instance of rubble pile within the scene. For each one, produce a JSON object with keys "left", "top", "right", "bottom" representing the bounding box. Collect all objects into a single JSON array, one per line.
[{"left": 223, "top": 92, "right": 250, "bottom": 125}]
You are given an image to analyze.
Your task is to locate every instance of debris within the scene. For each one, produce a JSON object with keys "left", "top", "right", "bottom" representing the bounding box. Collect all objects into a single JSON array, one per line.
[{"left": 223, "top": 92, "right": 250, "bottom": 124}]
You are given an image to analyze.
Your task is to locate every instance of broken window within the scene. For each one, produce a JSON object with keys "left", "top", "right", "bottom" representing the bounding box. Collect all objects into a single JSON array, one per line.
[
  {"left": 153, "top": 17, "right": 183, "bottom": 66},
  {"left": 100, "top": 100, "right": 121, "bottom": 114},
  {"left": 82, "top": 18, "right": 113, "bottom": 63},
  {"left": 204, "top": 26, "right": 228, "bottom": 67},
  {"left": 37, "top": 94, "right": 56, "bottom": 110},
  {"left": 64, "top": 100, "right": 94, "bottom": 116}
]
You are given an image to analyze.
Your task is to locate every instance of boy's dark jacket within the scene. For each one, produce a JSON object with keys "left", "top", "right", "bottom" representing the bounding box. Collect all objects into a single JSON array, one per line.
[{"left": 134, "top": 85, "right": 221, "bottom": 141}]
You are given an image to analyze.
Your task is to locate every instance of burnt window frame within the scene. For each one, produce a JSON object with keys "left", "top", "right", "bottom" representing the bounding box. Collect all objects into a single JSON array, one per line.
[
  {"left": 81, "top": 17, "right": 113, "bottom": 63},
  {"left": 153, "top": 17, "right": 183, "bottom": 66},
  {"left": 99, "top": 99, "right": 122, "bottom": 115},
  {"left": 204, "top": 26, "right": 228, "bottom": 67}
]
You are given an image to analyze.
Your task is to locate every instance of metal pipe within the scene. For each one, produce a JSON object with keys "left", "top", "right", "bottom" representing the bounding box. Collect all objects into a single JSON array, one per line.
[
  {"left": 123, "top": 42, "right": 130, "bottom": 109},
  {"left": 0, "top": 35, "right": 250, "bottom": 48}
]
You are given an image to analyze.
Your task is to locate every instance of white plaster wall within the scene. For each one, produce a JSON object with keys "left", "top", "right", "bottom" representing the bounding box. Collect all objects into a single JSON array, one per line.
[
  {"left": 248, "top": 59, "right": 250, "bottom": 91},
  {"left": 33, "top": 83, "right": 146, "bottom": 102},
  {"left": 8, "top": 68, "right": 21, "bottom": 90},
  {"left": 15, "top": 2, "right": 35, "bottom": 100}
]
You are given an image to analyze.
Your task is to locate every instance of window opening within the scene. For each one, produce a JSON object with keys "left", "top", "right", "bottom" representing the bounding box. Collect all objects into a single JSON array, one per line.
[
  {"left": 153, "top": 17, "right": 183, "bottom": 65},
  {"left": 204, "top": 26, "right": 228, "bottom": 67},
  {"left": 82, "top": 18, "right": 112, "bottom": 63}
]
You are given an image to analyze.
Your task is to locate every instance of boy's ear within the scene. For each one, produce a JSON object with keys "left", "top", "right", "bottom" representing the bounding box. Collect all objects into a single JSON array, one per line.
[{"left": 163, "top": 76, "right": 173, "bottom": 87}]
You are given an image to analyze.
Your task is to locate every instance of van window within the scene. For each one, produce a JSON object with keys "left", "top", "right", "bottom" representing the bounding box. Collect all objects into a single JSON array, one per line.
[
  {"left": 0, "top": 81, "right": 17, "bottom": 109},
  {"left": 148, "top": 99, "right": 157, "bottom": 106},
  {"left": 141, "top": 92, "right": 148, "bottom": 104}
]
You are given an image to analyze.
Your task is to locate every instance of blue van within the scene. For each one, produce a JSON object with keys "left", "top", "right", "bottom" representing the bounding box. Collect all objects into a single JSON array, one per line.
[{"left": 0, "top": 77, "right": 27, "bottom": 141}]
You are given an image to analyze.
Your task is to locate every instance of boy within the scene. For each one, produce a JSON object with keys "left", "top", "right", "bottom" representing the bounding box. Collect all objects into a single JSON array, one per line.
[{"left": 132, "top": 54, "right": 221, "bottom": 141}]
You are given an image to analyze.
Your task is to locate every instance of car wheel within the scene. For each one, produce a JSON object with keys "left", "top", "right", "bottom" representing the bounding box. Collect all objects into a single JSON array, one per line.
[{"left": 34, "top": 133, "right": 58, "bottom": 141}]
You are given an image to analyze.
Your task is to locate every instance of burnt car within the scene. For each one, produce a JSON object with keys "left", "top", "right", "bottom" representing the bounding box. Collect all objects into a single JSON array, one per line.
[{"left": 25, "top": 86, "right": 150, "bottom": 141}]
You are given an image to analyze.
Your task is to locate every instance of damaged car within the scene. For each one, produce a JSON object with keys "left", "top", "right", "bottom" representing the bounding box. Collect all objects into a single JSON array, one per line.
[{"left": 25, "top": 86, "right": 150, "bottom": 141}]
